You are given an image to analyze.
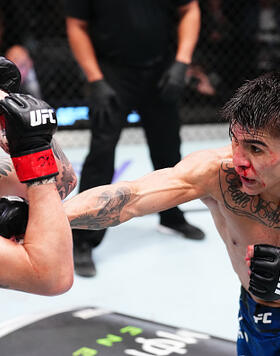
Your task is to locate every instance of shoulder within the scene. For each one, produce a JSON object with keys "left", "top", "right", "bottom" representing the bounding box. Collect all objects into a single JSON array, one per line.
[
  {"left": 178, "top": 145, "right": 232, "bottom": 176},
  {"left": 173, "top": 145, "right": 233, "bottom": 195}
]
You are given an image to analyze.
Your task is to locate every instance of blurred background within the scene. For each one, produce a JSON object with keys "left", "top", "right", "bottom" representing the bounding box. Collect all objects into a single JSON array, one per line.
[{"left": 1, "top": 0, "right": 279, "bottom": 130}]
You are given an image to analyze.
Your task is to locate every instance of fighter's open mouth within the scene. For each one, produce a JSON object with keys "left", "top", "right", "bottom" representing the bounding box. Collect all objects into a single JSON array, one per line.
[{"left": 241, "top": 176, "right": 256, "bottom": 183}]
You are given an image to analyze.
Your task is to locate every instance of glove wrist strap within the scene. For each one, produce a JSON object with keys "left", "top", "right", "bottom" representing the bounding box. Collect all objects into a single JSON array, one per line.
[
  {"left": 12, "top": 147, "right": 58, "bottom": 183},
  {"left": 11, "top": 145, "right": 51, "bottom": 158},
  {"left": 26, "top": 176, "right": 56, "bottom": 187}
]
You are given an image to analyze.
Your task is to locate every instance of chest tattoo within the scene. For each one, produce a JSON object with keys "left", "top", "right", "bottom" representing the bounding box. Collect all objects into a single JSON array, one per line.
[{"left": 219, "top": 162, "right": 280, "bottom": 228}]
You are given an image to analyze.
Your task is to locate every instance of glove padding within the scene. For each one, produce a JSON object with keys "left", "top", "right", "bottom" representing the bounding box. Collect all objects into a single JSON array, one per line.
[
  {"left": 0, "top": 196, "right": 28, "bottom": 239},
  {"left": 0, "top": 93, "right": 58, "bottom": 183},
  {"left": 0, "top": 57, "right": 22, "bottom": 153},
  {"left": 88, "top": 79, "right": 120, "bottom": 130},
  {"left": 249, "top": 244, "right": 280, "bottom": 301},
  {"left": 158, "top": 61, "right": 189, "bottom": 103},
  {"left": 0, "top": 57, "right": 21, "bottom": 93}
]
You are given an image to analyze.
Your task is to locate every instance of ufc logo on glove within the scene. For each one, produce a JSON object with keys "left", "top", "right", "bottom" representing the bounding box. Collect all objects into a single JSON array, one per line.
[
  {"left": 30, "top": 109, "right": 56, "bottom": 126},
  {"left": 0, "top": 93, "right": 59, "bottom": 183}
]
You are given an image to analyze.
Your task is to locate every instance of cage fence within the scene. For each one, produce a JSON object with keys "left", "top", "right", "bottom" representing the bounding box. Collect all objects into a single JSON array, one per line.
[
  {"left": 0, "top": 0, "right": 279, "bottom": 144},
  {"left": 53, "top": 123, "right": 228, "bottom": 149}
]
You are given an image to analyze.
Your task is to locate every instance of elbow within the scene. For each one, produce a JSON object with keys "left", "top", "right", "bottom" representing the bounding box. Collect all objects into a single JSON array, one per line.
[
  {"left": 47, "top": 272, "right": 74, "bottom": 296},
  {"left": 35, "top": 267, "right": 74, "bottom": 296}
]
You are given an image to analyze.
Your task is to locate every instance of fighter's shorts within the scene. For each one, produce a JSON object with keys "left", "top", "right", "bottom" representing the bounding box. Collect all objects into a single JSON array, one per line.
[{"left": 237, "top": 286, "right": 280, "bottom": 356}]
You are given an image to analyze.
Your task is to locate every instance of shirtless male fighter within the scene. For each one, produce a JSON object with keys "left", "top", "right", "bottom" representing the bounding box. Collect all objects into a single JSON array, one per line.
[
  {"left": 64, "top": 71, "right": 280, "bottom": 355},
  {"left": 4, "top": 70, "right": 280, "bottom": 353},
  {"left": 0, "top": 57, "right": 76, "bottom": 296}
]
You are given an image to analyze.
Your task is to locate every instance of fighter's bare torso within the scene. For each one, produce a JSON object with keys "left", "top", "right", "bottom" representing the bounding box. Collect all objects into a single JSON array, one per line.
[{"left": 202, "top": 153, "right": 280, "bottom": 307}]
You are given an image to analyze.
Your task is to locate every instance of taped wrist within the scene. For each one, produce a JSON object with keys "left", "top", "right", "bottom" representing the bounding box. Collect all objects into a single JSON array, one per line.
[
  {"left": 26, "top": 176, "right": 56, "bottom": 187},
  {"left": 11, "top": 145, "right": 58, "bottom": 184}
]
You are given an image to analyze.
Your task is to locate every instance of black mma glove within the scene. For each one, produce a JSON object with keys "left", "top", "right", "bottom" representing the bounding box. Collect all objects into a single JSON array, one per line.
[
  {"left": 0, "top": 57, "right": 21, "bottom": 93},
  {"left": 0, "top": 57, "right": 22, "bottom": 153},
  {"left": 249, "top": 244, "right": 280, "bottom": 301},
  {"left": 88, "top": 79, "right": 120, "bottom": 128},
  {"left": 0, "top": 196, "right": 28, "bottom": 239},
  {"left": 0, "top": 93, "right": 58, "bottom": 183},
  {"left": 158, "top": 61, "right": 189, "bottom": 103}
]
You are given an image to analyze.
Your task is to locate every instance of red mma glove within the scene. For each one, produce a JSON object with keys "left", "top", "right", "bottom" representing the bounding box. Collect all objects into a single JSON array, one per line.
[{"left": 0, "top": 93, "right": 58, "bottom": 183}]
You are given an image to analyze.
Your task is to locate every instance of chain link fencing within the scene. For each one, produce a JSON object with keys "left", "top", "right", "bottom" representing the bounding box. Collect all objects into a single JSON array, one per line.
[{"left": 0, "top": 0, "right": 279, "bottom": 142}]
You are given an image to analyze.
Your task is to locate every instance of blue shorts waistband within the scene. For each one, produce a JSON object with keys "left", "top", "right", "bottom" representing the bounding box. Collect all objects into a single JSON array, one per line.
[{"left": 240, "top": 286, "right": 280, "bottom": 333}]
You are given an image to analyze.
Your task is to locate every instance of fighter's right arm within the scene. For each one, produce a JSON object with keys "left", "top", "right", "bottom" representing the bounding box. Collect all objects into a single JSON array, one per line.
[
  {"left": 0, "top": 93, "right": 73, "bottom": 296},
  {"left": 64, "top": 148, "right": 223, "bottom": 230}
]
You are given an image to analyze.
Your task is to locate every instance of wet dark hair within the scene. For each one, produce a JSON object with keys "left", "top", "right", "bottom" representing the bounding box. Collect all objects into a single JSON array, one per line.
[{"left": 221, "top": 72, "right": 280, "bottom": 138}]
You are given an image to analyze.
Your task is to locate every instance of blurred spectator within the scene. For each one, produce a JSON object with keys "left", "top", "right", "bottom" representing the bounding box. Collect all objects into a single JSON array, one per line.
[
  {"left": 185, "top": 64, "right": 216, "bottom": 96},
  {"left": 196, "top": 0, "right": 260, "bottom": 97},
  {"left": 0, "top": 2, "right": 41, "bottom": 97},
  {"left": 65, "top": 0, "right": 205, "bottom": 277},
  {"left": 197, "top": 0, "right": 233, "bottom": 94},
  {"left": 5, "top": 45, "right": 41, "bottom": 98}
]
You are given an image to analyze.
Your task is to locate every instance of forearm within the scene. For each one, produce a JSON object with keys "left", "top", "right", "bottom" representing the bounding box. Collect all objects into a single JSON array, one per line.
[
  {"left": 0, "top": 90, "right": 74, "bottom": 295},
  {"left": 0, "top": 183, "right": 73, "bottom": 295},
  {"left": 64, "top": 166, "right": 198, "bottom": 231},
  {"left": 66, "top": 18, "right": 103, "bottom": 82},
  {"left": 51, "top": 138, "right": 77, "bottom": 199},
  {"left": 22, "top": 183, "right": 73, "bottom": 295},
  {"left": 176, "top": 0, "right": 201, "bottom": 64},
  {"left": 64, "top": 182, "right": 133, "bottom": 230}
]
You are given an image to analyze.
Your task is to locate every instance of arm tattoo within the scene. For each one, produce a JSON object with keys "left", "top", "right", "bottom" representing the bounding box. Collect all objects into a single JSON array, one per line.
[
  {"left": 70, "top": 187, "right": 131, "bottom": 230},
  {"left": 219, "top": 162, "right": 280, "bottom": 228},
  {"left": 51, "top": 139, "right": 77, "bottom": 199}
]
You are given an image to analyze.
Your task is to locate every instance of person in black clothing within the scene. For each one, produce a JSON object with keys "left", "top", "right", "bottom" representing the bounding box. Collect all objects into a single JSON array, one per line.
[{"left": 65, "top": 0, "right": 203, "bottom": 277}]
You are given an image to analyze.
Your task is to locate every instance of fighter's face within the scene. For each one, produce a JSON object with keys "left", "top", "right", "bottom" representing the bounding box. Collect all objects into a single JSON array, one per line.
[{"left": 231, "top": 125, "right": 280, "bottom": 198}]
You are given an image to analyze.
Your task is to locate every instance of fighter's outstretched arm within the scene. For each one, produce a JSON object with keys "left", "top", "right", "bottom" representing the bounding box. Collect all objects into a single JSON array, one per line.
[
  {"left": 0, "top": 138, "right": 77, "bottom": 200},
  {"left": 64, "top": 149, "right": 222, "bottom": 230}
]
